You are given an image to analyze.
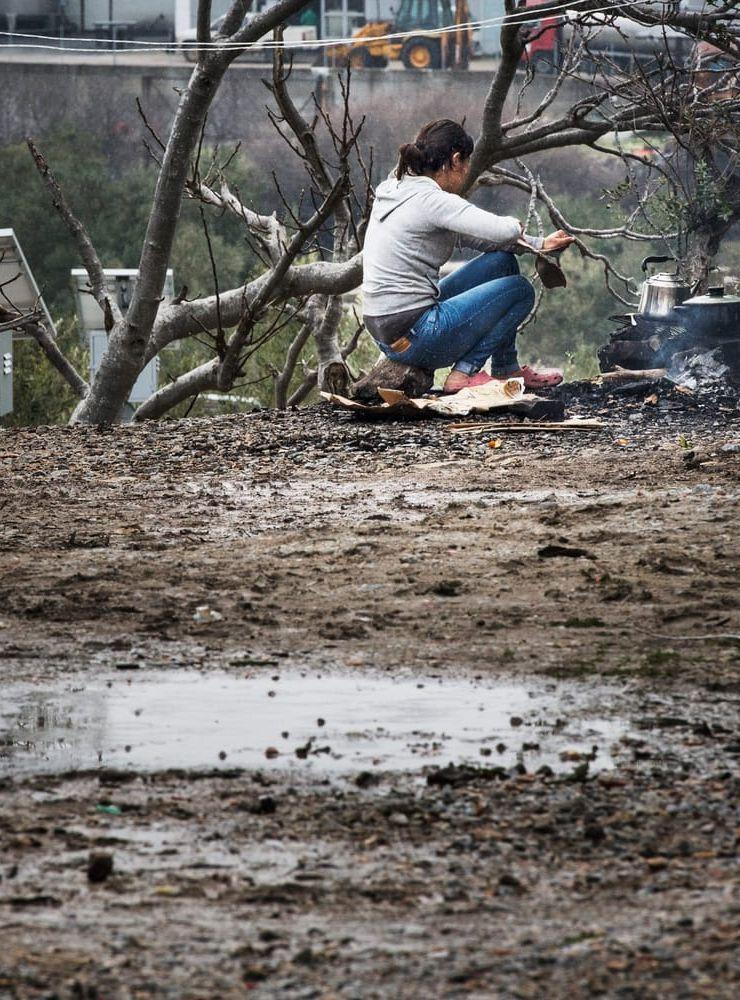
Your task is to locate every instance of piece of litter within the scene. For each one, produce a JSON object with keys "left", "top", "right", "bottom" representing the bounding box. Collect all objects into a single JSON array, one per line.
[
  {"left": 193, "top": 605, "right": 223, "bottom": 623},
  {"left": 615, "top": 438, "right": 630, "bottom": 446},
  {"left": 487, "top": 438, "right": 503, "bottom": 449}
]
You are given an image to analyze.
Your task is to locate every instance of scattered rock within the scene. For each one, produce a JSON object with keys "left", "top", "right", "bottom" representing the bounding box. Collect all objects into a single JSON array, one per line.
[{"left": 87, "top": 852, "right": 114, "bottom": 884}]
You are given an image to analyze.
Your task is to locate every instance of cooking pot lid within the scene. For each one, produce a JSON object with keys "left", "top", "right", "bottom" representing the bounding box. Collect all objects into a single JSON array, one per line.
[
  {"left": 682, "top": 287, "right": 740, "bottom": 306},
  {"left": 645, "top": 272, "right": 690, "bottom": 287}
]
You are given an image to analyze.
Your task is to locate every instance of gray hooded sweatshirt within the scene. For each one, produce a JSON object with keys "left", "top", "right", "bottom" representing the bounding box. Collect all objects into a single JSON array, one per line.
[{"left": 362, "top": 173, "right": 543, "bottom": 342}]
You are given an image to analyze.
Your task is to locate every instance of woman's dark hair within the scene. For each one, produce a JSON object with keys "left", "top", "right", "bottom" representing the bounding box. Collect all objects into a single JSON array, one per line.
[{"left": 396, "top": 119, "right": 474, "bottom": 180}]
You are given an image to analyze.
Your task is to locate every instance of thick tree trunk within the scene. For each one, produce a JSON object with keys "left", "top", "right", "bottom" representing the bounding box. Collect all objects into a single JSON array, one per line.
[
  {"left": 315, "top": 296, "right": 352, "bottom": 397},
  {"left": 685, "top": 218, "right": 737, "bottom": 292},
  {"left": 683, "top": 154, "right": 739, "bottom": 292},
  {"left": 72, "top": 61, "right": 230, "bottom": 425}
]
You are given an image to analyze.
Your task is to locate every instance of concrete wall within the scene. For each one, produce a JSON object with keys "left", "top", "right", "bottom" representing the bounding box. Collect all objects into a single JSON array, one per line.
[
  {"left": 0, "top": 60, "right": 591, "bottom": 166},
  {"left": 0, "top": 2, "right": 52, "bottom": 14}
]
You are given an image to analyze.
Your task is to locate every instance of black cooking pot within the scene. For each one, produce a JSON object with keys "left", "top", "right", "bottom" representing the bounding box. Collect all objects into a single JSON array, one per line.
[{"left": 671, "top": 287, "right": 740, "bottom": 340}]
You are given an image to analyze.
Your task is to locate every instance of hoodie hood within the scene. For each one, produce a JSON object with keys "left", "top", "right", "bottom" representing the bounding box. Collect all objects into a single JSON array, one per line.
[{"left": 373, "top": 173, "right": 437, "bottom": 222}]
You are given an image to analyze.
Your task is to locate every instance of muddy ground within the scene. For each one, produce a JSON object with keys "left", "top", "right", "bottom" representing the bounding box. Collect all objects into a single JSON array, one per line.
[{"left": 1, "top": 384, "right": 739, "bottom": 999}]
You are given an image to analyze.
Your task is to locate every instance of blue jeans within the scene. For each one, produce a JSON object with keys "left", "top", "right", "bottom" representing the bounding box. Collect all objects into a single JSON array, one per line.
[{"left": 379, "top": 252, "right": 534, "bottom": 376}]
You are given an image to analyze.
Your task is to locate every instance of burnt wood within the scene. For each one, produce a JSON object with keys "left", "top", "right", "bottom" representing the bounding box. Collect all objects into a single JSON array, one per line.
[
  {"left": 351, "top": 359, "right": 434, "bottom": 405},
  {"left": 507, "top": 396, "right": 566, "bottom": 421}
]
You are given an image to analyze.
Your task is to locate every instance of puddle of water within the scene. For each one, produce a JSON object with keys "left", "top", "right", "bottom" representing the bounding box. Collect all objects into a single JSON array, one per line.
[{"left": 0, "top": 671, "right": 632, "bottom": 778}]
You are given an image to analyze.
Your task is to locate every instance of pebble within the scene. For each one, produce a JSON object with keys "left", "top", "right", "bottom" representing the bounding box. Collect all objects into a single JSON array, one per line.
[{"left": 87, "top": 852, "right": 114, "bottom": 884}]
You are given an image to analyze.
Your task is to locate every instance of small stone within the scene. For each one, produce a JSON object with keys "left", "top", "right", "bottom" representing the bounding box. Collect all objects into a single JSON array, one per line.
[
  {"left": 254, "top": 795, "right": 277, "bottom": 814},
  {"left": 87, "top": 852, "right": 114, "bottom": 884},
  {"left": 583, "top": 822, "right": 606, "bottom": 843},
  {"left": 264, "top": 747, "right": 279, "bottom": 759},
  {"left": 192, "top": 605, "right": 223, "bottom": 623},
  {"left": 355, "top": 771, "right": 380, "bottom": 789},
  {"left": 292, "top": 946, "right": 316, "bottom": 966}
]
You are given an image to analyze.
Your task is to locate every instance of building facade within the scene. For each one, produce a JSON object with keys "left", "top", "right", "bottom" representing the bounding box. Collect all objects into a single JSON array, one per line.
[{"left": 0, "top": 0, "right": 508, "bottom": 54}]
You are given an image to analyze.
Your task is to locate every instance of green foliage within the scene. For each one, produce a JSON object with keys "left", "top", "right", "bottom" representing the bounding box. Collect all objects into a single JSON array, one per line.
[
  {"left": 0, "top": 127, "right": 266, "bottom": 317},
  {"left": 650, "top": 156, "right": 734, "bottom": 235},
  {"left": 0, "top": 126, "right": 267, "bottom": 424},
  {"left": 159, "top": 307, "right": 375, "bottom": 418}
]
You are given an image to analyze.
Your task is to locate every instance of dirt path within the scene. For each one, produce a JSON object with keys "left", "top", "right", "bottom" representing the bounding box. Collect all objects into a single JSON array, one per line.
[{"left": 1, "top": 401, "right": 739, "bottom": 998}]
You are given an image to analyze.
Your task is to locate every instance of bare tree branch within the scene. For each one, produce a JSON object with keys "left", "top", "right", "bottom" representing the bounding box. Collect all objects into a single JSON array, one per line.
[
  {"left": 197, "top": 0, "right": 213, "bottom": 61},
  {"left": 146, "top": 254, "right": 363, "bottom": 362},
  {"left": 217, "top": 170, "right": 350, "bottom": 389},
  {"left": 133, "top": 358, "right": 219, "bottom": 422},
  {"left": 273, "top": 294, "right": 322, "bottom": 408},
  {"left": 26, "top": 139, "right": 120, "bottom": 327},
  {"left": 25, "top": 322, "right": 89, "bottom": 399}
]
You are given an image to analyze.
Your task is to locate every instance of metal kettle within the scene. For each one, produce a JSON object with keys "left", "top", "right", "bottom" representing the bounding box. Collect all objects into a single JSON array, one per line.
[{"left": 638, "top": 256, "right": 692, "bottom": 318}]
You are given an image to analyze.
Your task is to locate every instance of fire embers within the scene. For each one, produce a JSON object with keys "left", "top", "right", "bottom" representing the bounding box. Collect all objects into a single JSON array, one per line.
[
  {"left": 558, "top": 366, "right": 739, "bottom": 425},
  {"left": 599, "top": 292, "right": 740, "bottom": 385},
  {"left": 599, "top": 315, "right": 691, "bottom": 372}
]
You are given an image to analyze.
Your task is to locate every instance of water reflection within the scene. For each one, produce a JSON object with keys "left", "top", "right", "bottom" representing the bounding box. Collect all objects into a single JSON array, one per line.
[{"left": 0, "top": 671, "right": 632, "bottom": 777}]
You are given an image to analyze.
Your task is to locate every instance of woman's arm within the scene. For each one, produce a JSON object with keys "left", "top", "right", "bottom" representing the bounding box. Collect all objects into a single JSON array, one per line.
[
  {"left": 463, "top": 231, "right": 545, "bottom": 254},
  {"left": 421, "top": 186, "right": 522, "bottom": 247}
]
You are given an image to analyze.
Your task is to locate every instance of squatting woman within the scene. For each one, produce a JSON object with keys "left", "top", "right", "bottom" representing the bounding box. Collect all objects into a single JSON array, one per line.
[{"left": 362, "top": 119, "right": 574, "bottom": 394}]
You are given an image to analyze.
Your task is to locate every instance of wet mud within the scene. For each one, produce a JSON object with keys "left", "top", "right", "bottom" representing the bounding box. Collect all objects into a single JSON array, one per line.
[{"left": 1, "top": 401, "right": 739, "bottom": 998}]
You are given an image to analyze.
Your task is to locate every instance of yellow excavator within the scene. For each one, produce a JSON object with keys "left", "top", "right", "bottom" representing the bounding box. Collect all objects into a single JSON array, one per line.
[{"left": 328, "top": 0, "right": 473, "bottom": 71}]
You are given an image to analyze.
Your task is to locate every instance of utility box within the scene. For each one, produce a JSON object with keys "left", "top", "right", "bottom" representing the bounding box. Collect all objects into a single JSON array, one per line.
[
  {"left": 0, "top": 332, "right": 12, "bottom": 417},
  {"left": 71, "top": 268, "right": 174, "bottom": 406},
  {"left": 0, "top": 228, "right": 57, "bottom": 418},
  {"left": 88, "top": 330, "right": 161, "bottom": 405}
]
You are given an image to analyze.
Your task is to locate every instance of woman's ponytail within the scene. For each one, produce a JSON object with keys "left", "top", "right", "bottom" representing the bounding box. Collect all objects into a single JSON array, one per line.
[
  {"left": 396, "top": 142, "right": 426, "bottom": 180},
  {"left": 395, "top": 119, "right": 474, "bottom": 180}
]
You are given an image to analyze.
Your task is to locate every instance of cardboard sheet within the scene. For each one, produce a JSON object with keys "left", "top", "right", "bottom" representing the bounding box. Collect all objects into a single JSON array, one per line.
[{"left": 321, "top": 378, "right": 526, "bottom": 417}]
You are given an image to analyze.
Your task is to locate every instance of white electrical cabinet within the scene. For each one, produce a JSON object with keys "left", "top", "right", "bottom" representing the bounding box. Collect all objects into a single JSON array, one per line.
[
  {"left": 88, "top": 330, "right": 161, "bottom": 404},
  {"left": 71, "top": 268, "right": 174, "bottom": 408},
  {"left": 0, "top": 229, "right": 57, "bottom": 418},
  {"left": 0, "top": 332, "right": 12, "bottom": 417}
]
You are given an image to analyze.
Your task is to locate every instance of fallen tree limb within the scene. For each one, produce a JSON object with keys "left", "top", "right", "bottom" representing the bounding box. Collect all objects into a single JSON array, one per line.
[
  {"left": 598, "top": 366, "right": 668, "bottom": 382},
  {"left": 635, "top": 627, "right": 740, "bottom": 644},
  {"left": 449, "top": 419, "right": 605, "bottom": 433}
]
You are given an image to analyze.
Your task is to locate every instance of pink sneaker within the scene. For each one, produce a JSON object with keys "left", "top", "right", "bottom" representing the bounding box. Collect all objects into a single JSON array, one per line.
[
  {"left": 441, "top": 371, "right": 495, "bottom": 395},
  {"left": 494, "top": 366, "right": 563, "bottom": 390}
]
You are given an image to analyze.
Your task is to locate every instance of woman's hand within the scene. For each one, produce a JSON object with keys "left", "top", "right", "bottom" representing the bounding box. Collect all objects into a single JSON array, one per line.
[{"left": 542, "top": 230, "right": 576, "bottom": 253}]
